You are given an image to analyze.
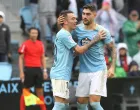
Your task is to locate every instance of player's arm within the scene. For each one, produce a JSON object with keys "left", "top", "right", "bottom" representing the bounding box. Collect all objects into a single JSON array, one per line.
[
  {"left": 106, "top": 41, "right": 116, "bottom": 78},
  {"left": 106, "top": 41, "right": 116, "bottom": 69},
  {"left": 74, "top": 30, "right": 106, "bottom": 54},
  {"left": 19, "top": 53, "right": 24, "bottom": 82}
]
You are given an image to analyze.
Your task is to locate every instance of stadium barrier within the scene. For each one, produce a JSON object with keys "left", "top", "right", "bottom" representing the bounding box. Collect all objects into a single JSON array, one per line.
[{"left": 0, "top": 78, "right": 140, "bottom": 110}]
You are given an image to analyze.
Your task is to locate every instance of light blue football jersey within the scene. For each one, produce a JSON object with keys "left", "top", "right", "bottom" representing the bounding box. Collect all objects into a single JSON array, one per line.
[
  {"left": 72, "top": 24, "right": 113, "bottom": 73},
  {"left": 50, "top": 29, "right": 77, "bottom": 81}
]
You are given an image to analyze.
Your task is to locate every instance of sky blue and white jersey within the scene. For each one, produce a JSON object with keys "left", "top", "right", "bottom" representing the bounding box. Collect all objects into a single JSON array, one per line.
[
  {"left": 72, "top": 24, "right": 112, "bottom": 73},
  {"left": 50, "top": 29, "right": 77, "bottom": 80}
]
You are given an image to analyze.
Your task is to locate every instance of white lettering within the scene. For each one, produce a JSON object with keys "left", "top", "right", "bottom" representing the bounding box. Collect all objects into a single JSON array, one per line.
[
  {"left": 0, "top": 84, "right": 7, "bottom": 93},
  {"left": 44, "top": 96, "right": 54, "bottom": 105},
  {"left": 44, "top": 82, "right": 51, "bottom": 92}
]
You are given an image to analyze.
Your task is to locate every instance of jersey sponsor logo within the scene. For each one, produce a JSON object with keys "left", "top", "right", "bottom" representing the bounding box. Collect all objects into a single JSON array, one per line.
[{"left": 81, "top": 37, "right": 91, "bottom": 46}]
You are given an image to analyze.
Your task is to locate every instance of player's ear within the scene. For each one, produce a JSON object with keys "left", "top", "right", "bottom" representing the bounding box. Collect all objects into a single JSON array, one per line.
[
  {"left": 93, "top": 11, "right": 97, "bottom": 17},
  {"left": 63, "top": 20, "right": 68, "bottom": 25}
]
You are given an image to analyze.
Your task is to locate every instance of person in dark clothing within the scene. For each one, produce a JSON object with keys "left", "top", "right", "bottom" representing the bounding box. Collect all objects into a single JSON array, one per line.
[
  {"left": 0, "top": 11, "right": 11, "bottom": 62},
  {"left": 128, "top": 61, "right": 140, "bottom": 77},
  {"left": 30, "top": 0, "right": 37, "bottom": 3},
  {"left": 56, "top": 0, "right": 70, "bottom": 17}
]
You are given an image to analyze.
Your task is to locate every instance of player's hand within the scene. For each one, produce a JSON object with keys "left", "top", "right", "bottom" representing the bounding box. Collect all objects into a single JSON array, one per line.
[
  {"left": 57, "top": 15, "right": 65, "bottom": 25},
  {"left": 43, "top": 72, "right": 48, "bottom": 80},
  {"left": 95, "top": 30, "right": 106, "bottom": 42},
  {"left": 107, "top": 66, "right": 114, "bottom": 78},
  {"left": 20, "top": 72, "right": 25, "bottom": 83}
]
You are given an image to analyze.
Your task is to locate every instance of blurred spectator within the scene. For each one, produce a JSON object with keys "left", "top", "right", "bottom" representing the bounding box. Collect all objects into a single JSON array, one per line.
[
  {"left": 76, "top": 0, "right": 85, "bottom": 21},
  {"left": 0, "top": 11, "right": 11, "bottom": 62},
  {"left": 68, "top": 0, "right": 78, "bottom": 17},
  {"left": 128, "top": 61, "right": 140, "bottom": 77},
  {"left": 30, "top": 0, "right": 38, "bottom": 24},
  {"left": 133, "top": 40, "right": 140, "bottom": 70},
  {"left": 104, "top": 0, "right": 124, "bottom": 12},
  {"left": 56, "top": 0, "right": 70, "bottom": 17},
  {"left": 38, "top": 0, "right": 56, "bottom": 55},
  {"left": 106, "top": 57, "right": 127, "bottom": 78},
  {"left": 112, "top": 0, "right": 124, "bottom": 12},
  {"left": 115, "top": 65, "right": 127, "bottom": 78},
  {"left": 128, "top": 0, "right": 140, "bottom": 15},
  {"left": 122, "top": 10, "right": 140, "bottom": 57},
  {"left": 24, "top": 0, "right": 30, "bottom": 6},
  {"left": 116, "top": 43, "right": 132, "bottom": 73},
  {"left": 95, "top": 1, "right": 126, "bottom": 43},
  {"left": 20, "top": 0, "right": 38, "bottom": 36}
]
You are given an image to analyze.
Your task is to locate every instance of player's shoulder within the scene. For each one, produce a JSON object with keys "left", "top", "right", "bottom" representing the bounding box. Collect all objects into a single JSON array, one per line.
[
  {"left": 56, "top": 29, "right": 71, "bottom": 38},
  {"left": 96, "top": 24, "right": 110, "bottom": 33}
]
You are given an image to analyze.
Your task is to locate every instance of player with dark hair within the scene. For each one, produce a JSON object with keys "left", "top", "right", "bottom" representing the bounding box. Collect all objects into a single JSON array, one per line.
[
  {"left": 50, "top": 10, "right": 106, "bottom": 110},
  {"left": 58, "top": 4, "right": 116, "bottom": 110}
]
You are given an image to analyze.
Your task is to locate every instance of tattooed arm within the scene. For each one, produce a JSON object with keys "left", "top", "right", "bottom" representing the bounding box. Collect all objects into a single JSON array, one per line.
[{"left": 106, "top": 41, "right": 116, "bottom": 78}]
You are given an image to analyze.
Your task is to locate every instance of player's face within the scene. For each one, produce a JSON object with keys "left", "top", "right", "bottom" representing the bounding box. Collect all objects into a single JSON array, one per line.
[
  {"left": 29, "top": 29, "right": 38, "bottom": 41},
  {"left": 65, "top": 13, "right": 77, "bottom": 30},
  {"left": 82, "top": 9, "right": 96, "bottom": 25}
]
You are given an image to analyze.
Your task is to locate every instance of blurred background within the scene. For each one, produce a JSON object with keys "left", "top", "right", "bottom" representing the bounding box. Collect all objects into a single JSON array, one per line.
[{"left": 0, "top": 0, "right": 140, "bottom": 110}]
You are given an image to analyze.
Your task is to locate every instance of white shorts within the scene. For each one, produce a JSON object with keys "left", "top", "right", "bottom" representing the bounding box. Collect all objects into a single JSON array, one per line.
[
  {"left": 51, "top": 79, "right": 69, "bottom": 99},
  {"left": 76, "top": 69, "right": 107, "bottom": 97}
]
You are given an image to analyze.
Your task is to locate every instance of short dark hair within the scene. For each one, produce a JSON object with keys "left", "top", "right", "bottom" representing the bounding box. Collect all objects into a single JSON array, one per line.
[
  {"left": 59, "top": 10, "right": 73, "bottom": 18},
  {"left": 83, "top": 4, "right": 97, "bottom": 12},
  {"left": 59, "top": 10, "right": 73, "bottom": 26},
  {"left": 28, "top": 27, "right": 40, "bottom": 40}
]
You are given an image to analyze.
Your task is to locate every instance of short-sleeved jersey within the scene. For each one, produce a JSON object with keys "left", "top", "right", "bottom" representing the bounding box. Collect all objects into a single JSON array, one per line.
[
  {"left": 72, "top": 24, "right": 112, "bottom": 73},
  {"left": 18, "top": 39, "right": 44, "bottom": 67},
  {"left": 50, "top": 29, "right": 77, "bottom": 81}
]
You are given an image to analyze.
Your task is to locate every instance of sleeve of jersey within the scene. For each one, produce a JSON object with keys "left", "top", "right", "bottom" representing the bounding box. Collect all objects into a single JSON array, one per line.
[
  {"left": 104, "top": 30, "right": 113, "bottom": 44},
  {"left": 60, "top": 35, "right": 77, "bottom": 50},
  {"left": 18, "top": 43, "right": 26, "bottom": 54}
]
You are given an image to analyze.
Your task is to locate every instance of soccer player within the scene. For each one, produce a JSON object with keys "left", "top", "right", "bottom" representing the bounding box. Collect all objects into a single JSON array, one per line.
[
  {"left": 58, "top": 4, "right": 116, "bottom": 110},
  {"left": 50, "top": 10, "right": 107, "bottom": 110},
  {"left": 18, "top": 27, "right": 48, "bottom": 110}
]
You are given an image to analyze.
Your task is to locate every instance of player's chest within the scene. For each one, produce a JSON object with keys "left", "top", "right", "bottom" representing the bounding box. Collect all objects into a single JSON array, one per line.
[{"left": 77, "top": 31, "right": 98, "bottom": 46}]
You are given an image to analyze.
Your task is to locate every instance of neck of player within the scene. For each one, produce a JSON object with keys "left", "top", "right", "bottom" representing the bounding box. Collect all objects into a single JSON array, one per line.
[
  {"left": 85, "top": 22, "right": 96, "bottom": 30},
  {"left": 63, "top": 26, "right": 72, "bottom": 33}
]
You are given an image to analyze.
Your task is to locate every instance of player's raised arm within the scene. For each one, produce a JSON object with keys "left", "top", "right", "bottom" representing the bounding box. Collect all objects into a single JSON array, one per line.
[{"left": 57, "top": 15, "right": 65, "bottom": 31}]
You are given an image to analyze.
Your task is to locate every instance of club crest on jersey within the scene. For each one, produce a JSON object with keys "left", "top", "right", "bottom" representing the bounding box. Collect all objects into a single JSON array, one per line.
[{"left": 81, "top": 38, "right": 91, "bottom": 46}]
